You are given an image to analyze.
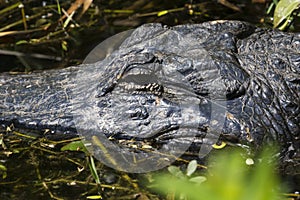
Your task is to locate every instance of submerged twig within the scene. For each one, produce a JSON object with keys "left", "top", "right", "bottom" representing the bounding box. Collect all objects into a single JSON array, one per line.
[{"left": 0, "top": 49, "right": 62, "bottom": 61}]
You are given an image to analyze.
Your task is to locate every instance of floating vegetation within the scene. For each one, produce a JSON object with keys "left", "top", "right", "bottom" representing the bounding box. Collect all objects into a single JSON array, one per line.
[
  {"left": 1, "top": 129, "right": 299, "bottom": 199},
  {"left": 0, "top": 0, "right": 281, "bottom": 72},
  {"left": 0, "top": 130, "right": 156, "bottom": 199}
]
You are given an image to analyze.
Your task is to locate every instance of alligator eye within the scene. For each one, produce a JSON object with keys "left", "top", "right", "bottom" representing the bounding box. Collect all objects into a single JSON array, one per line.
[{"left": 128, "top": 106, "right": 149, "bottom": 120}]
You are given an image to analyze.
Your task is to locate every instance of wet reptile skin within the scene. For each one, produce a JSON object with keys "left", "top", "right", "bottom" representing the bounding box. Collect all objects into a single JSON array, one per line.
[{"left": 0, "top": 21, "right": 299, "bottom": 171}]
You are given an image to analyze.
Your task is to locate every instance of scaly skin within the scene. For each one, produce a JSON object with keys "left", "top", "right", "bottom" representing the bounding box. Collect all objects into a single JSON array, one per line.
[{"left": 0, "top": 21, "right": 299, "bottom": 172}]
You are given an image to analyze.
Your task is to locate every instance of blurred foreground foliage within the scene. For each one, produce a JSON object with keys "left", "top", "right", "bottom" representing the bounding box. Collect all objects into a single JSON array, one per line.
[
  {"left": 270, "top": 0, "right": 300, "bottom": 30},
  {"left": 153, "top": 148, "right": 288, "bottom": 200}
]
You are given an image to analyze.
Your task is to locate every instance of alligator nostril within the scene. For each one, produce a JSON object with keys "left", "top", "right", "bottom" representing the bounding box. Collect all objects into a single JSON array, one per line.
[{"left": 128, "top": 106, "right": 149, "bottom": 120}]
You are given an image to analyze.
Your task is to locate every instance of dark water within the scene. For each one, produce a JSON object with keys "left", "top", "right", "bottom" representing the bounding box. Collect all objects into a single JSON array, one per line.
[
  {"left": 0, "top": 1, "right": 299, "bottom": 199},
  {"left": 0, "top": 0, "right": 273, "bottom": 72}
]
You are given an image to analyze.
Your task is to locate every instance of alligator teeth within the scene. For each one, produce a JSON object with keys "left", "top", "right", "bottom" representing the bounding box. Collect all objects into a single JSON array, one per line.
[{"left": 123, "top": 67, "right": 151, "bottom": 77}]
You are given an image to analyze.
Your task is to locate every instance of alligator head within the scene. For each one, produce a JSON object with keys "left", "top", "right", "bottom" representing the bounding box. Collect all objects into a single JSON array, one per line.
[
  {"left": 1, "top": 21, "right": 299, "bottom": 172},
  {"left": 69, "top": 21, "right": 300, "bottom": 172}
]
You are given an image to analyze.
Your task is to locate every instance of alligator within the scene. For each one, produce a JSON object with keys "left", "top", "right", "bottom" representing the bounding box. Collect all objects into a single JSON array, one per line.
[{"left": 0, "top": 21, "right": 299, "bottom": 173}]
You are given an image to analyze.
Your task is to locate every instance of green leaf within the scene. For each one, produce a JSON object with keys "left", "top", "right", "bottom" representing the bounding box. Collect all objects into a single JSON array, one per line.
[
  {"left": 189, "top": 176, "right": 207, "bottom": 184},
  {"left": 273, "top": 0, "right": 300, "bottom": 28},
  {"left": 61, "top": 40, "right": 68, "bottom": 51},
  {"left": 0, "top": 164, "right": 7, "bottom": 171},
  {"left": 168, "top": 166, "right": 185, "bottom": 179},
  {"left": 155, "top": 176, "right": 213, "bottom": 200},
  {"left": 243, "top": 148, "right": 283, "bottom": 200},
  {"left": 186, "top": 160, "right": 197, "bottom": 176},
  {"left": 56, "top": 0, "right": 61, "bottom": 15},
  {"left": 61, "top": 140, "right": 89, "bottom": 154},
  {"left": 154, "top": 148, "right": 285, "bottom": 200},
  {"left": 88, "top": 156, "right": 101, "bottom": 184},
  {"left": 0, "top": 164, "right": 7, "bottom": 179},
  {"left": 207, "top": 150, "right": 246, "bottom": 200},
  {"left": 16, "top": 40, "right": 28, "bottom": 45}
]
